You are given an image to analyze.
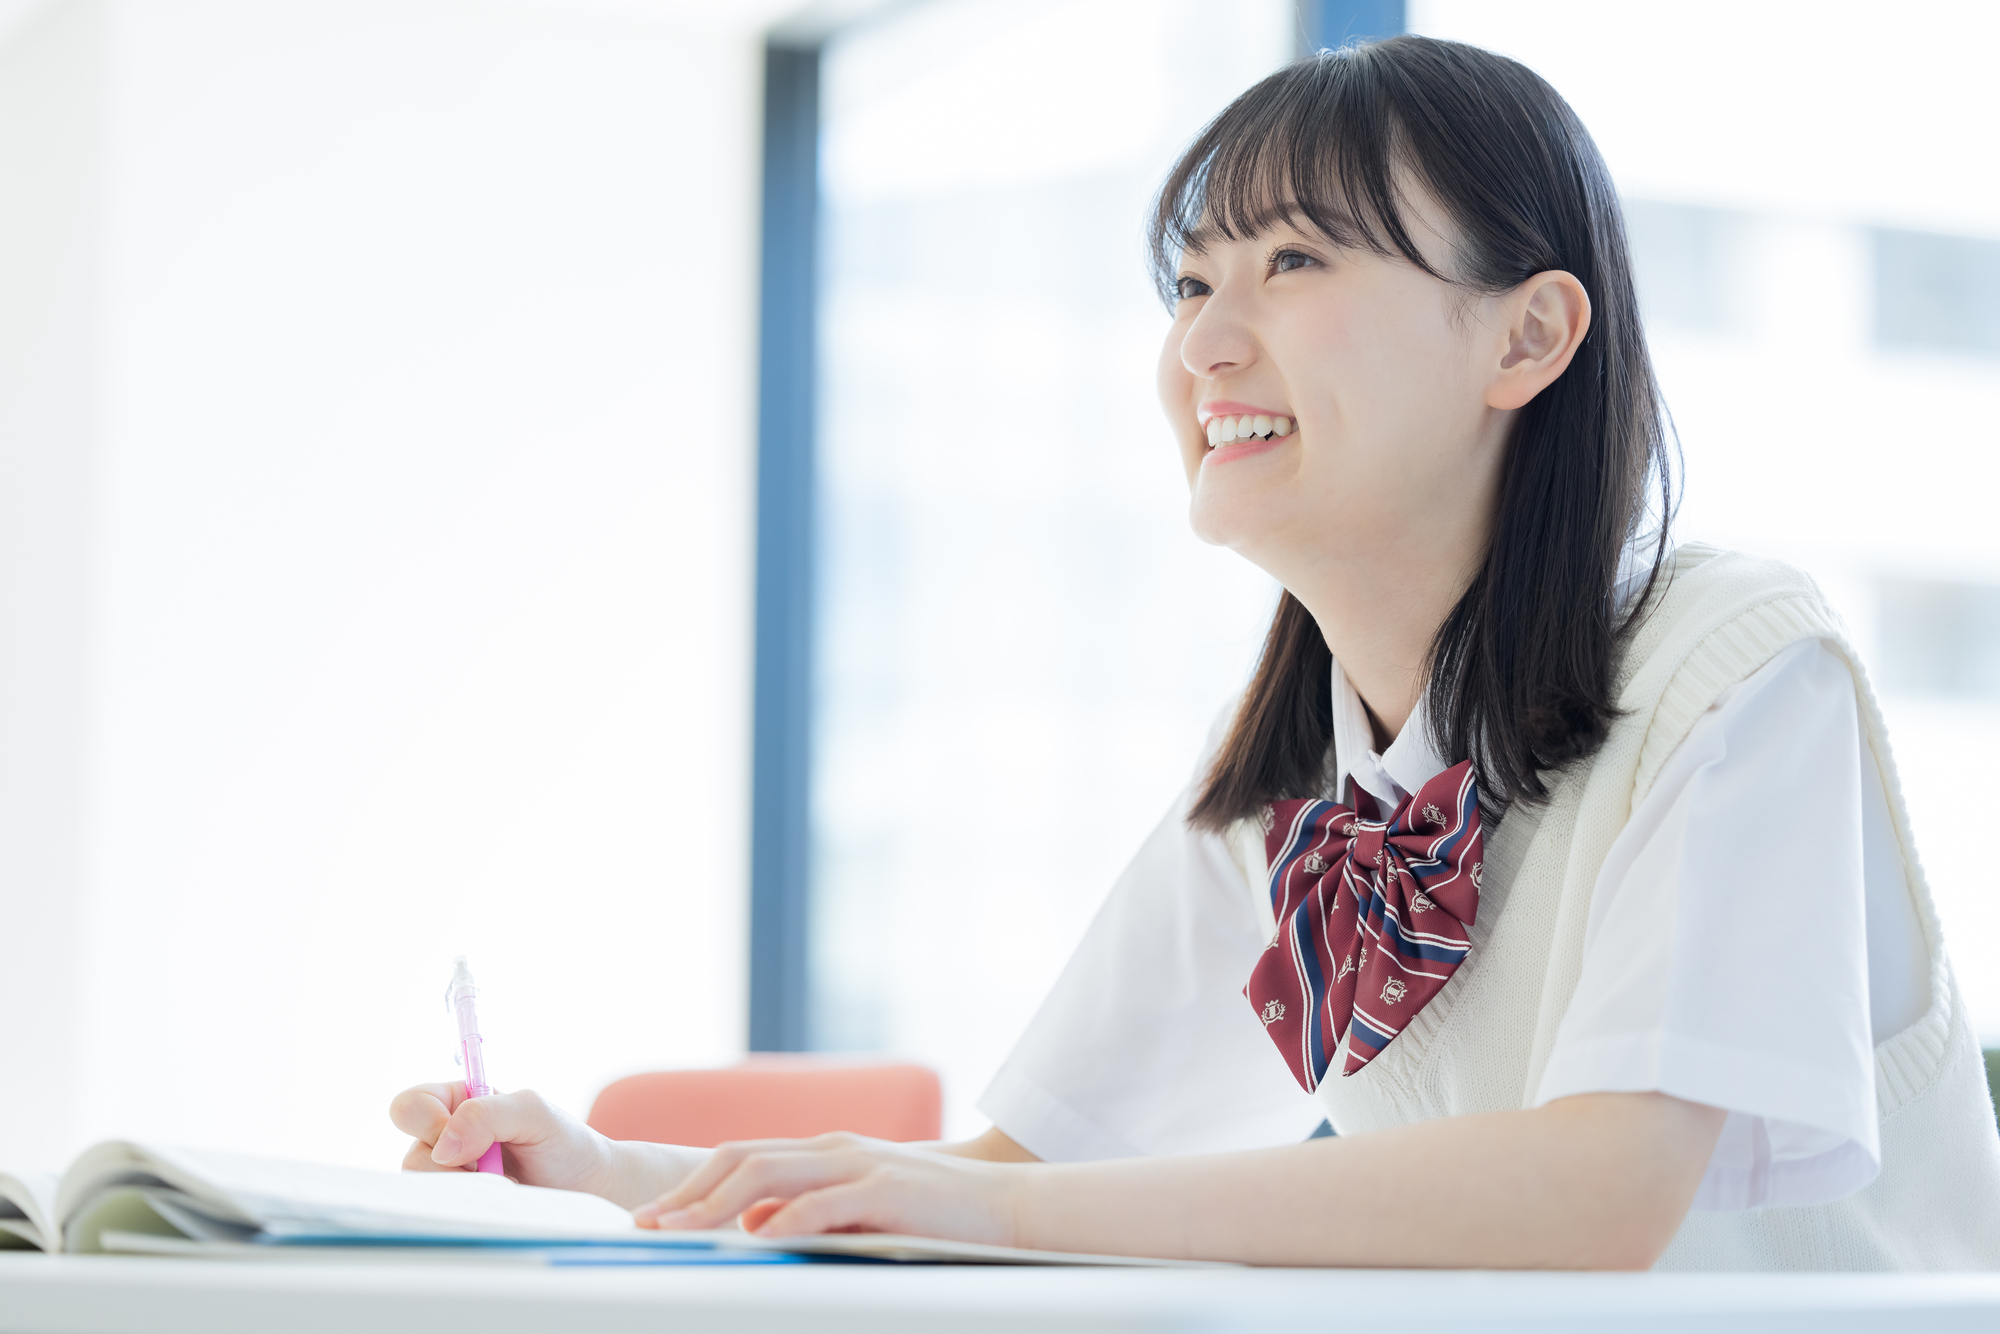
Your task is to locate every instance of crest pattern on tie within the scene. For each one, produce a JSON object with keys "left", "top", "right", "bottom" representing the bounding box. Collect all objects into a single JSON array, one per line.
[{"left": 1245, "top": 760, "right": 1483, "bottom": 1089}]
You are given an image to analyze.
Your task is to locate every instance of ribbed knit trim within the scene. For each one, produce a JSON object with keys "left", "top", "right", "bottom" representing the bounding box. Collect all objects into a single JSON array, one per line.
[
  {"left": 1616, "top": 547, "right": 1954, "bottom": 1119},
  {"left": 1630, "top": 599, "right": 1841, "bottom": 802},
  {"left": 1837, "top": 633, "right": 1957, "bottom": 1118}
]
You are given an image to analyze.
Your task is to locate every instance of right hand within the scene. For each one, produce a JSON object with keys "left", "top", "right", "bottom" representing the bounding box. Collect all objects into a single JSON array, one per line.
[{"left": 389, "top": 1082, "right": 615, "bottom": 1198}]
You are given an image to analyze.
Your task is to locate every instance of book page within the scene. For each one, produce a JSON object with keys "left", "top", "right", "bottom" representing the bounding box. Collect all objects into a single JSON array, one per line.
[
  {"left": 0, "top": 1170, "right": 61, "bottom": 1251},
  {"left": 47, "top": 1142, "right": 1218, "bottom": 1266},
  {"left": 63, "top": 1188, "right": 191, "bottom": 1254},
  {"left": 57, "top": 1142, "right": 637, "bottom": 1241},
  {"left": 0, "top": 1220, "right": 46, "bottom": 1249}
]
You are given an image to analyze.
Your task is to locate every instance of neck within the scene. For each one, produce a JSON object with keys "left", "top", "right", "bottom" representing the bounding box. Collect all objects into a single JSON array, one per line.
[{"left": 1286, "top": 545, "right": 1481, "bottom": 746}]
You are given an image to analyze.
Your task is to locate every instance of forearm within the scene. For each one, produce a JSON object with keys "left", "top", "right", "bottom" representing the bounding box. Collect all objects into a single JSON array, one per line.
[
  {"left": 934, "top": 1126, "right": 1042, "bottom": 1163},
  {"left": 1013, "top": 1093, "right": 1722, "bottom": 1269},
  {"left": 602, "top": 1129, "right": 1030, "bottom": 1210},
  {"left": 594, "top": 1138, "right": 712, "bottom": 1209}
]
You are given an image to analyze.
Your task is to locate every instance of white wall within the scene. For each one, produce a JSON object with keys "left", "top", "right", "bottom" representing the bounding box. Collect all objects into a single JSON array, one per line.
[
  {"left": 0, "top": 0, "right": 767, "bottom": 1170},
  {"left": 0, "top": 0, "right": 101, "bottom": 1162}
]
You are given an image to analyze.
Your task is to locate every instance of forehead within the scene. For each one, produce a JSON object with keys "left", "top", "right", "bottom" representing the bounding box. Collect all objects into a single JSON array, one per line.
[
  {"left": 1176, "top": 175, "right": 1460, "bottom": 279},
  {"left": 1181, "top": 202, "right": 1358, "bottom": 258},
  {"left": 1148, "top": 68, "right": 1465, "bottom": 303}
]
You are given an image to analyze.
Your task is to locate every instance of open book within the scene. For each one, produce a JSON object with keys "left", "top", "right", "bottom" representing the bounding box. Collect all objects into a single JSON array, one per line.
[{"left": 0, "top": 1142, "right": 1208, "bottom": 1267}]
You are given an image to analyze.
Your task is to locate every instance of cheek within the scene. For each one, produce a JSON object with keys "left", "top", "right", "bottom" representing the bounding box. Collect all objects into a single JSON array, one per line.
[
  {"left": 1155, "top": 323, "right": 1193, "bottom": 415},
  {"left": 1156, "top": 323, "right": 1204, "bottom": 483},
  {"left": 1290, "top": 293, "right": 1476, "bottom": 459}
]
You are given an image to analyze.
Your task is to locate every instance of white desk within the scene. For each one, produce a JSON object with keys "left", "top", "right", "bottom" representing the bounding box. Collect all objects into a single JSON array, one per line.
[{"left": 5, "top": 1255, "right": 2000, "bottom": 1333}]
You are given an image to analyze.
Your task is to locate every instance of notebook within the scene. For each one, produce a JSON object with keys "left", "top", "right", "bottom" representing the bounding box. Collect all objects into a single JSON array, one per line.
[{"left": 0, "top": 1141, "right": 1211, "bottom": 1267}]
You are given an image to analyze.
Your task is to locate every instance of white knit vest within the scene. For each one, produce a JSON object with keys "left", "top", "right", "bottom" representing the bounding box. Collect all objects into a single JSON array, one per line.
[{"left": 1257, "top": 545, "right": 2000, "bottom": 1270}]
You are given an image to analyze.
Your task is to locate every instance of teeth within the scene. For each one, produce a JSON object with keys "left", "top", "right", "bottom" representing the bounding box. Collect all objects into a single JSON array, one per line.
[{"left": 1199, "top": 413, "right": 1297, "bottom": 447}]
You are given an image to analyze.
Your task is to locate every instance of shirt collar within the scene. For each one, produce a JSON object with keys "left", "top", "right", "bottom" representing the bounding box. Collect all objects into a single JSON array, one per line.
[{"left": 1328, "top": 655, "right": 1451, "bottom": 813}]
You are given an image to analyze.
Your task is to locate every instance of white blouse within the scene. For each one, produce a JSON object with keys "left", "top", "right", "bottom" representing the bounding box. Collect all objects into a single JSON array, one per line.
[{"left": 978, "top": 637, "right": 1927, "bottom": 1211}]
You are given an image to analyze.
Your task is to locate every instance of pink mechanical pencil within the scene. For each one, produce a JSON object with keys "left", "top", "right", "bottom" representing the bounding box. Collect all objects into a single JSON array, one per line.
[{"left": 445, "top": 955, "right": 507, "bottom": 1175}]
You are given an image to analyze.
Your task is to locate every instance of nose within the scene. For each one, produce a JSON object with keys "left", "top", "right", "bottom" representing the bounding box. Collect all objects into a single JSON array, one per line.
[{"left": 1178, "top": 283, "right": 1259, "bottom": 379}]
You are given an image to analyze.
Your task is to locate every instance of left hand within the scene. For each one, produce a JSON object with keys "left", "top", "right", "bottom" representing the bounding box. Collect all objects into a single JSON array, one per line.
[{"left": 631, "top": 1132, "right": 1024, "bottom": 1243}]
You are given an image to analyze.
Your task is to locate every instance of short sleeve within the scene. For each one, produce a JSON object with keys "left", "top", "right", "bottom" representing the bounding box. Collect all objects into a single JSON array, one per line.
[
  {"left": 1534, "top": 639, "right": 1886, "bottom": 1210},
  {"left": 975, "top": 725, "right": 1327, "bottom": 1161}
]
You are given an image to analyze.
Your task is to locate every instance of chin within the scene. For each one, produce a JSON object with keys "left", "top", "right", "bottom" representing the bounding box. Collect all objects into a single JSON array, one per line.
[{"left": 1186, "top": 495, "right": 1261, "bottom": 552}]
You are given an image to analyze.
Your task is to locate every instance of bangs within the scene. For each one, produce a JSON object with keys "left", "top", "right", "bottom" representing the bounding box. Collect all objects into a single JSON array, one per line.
[{"left": 1148, "top": 48, "right": 1445, "bottom": 305}]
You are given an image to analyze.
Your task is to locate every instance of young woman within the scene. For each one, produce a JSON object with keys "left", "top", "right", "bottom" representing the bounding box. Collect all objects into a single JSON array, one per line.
[{"left": 390, "top": 36, "right": 2000, "bottom": 1269}]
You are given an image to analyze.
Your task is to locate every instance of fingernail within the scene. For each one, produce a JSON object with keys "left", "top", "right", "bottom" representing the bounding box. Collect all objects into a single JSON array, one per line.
[
  {"left": 631, "top": 1203, "right": 661, "bottom": 1223},
  {"left": 652, "top": 1209, "right": 693, "bottom": 1229},
  {"left": 432, "top": 1131, "right": 463, "bottom": 1163}
]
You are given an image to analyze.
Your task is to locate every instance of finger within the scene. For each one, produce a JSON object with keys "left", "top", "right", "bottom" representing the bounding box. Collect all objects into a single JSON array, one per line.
[
  {"left": 642, "top": 1133, "right": 864, "bottom": 1218},
  {"left": 752, "top": 1181, "right": 884, "bottom": 1238},
  {"left": 389, "top": 1082, "right": 467, "bottom": 1143},
  {"left": 736, "top": 1198, "right": 787, "bottom": 1233},
  {"left": 636, "top": 1143, "right": 756, "bottom": 1221},
  {"left": 642, "top": 1149, "right": 871, "bottom": 1231},
  {"left": 430, "top": 1088, "right": 548, "bottom": 1168},
  {"left": 401, "top": 1139, "right": 463, "bottom": 1173}
]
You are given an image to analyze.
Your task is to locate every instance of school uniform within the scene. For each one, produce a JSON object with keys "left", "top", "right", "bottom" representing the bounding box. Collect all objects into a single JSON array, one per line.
[{"left": 978, "top": 544, "right": 2000, "bottom": 1269}]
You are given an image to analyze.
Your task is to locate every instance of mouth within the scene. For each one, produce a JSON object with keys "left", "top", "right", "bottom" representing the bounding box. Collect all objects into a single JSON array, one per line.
[{"left": 1198, "top": 407, "right": 1295, "bottom": 450}]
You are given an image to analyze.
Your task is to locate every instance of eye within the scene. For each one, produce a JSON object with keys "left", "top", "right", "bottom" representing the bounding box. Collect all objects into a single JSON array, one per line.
[
  {"left": 1175, "top": 274, "right": 1212, "bottom": 301},
  {"left": 1271, "top": 247, "right": 1318, "bottom": 275}
]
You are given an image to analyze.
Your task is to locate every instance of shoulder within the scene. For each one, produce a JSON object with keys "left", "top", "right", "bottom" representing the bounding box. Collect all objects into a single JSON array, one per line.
[
  {"left": 1617, "top": 543, "right": 1849, "bottom": 701},
  {"left": 1701, "top": 638, "right": 1862, "bottom": 756},
  {"left": 1608, "top": 545, "right": 1863, "bottom": 802},
  {"left": 1628, "top": 543, "right": 1832, "bottom": 642},
  {"left": 1197, "top": 697, "right": 1240, "bottom": 769},
  {"left": 1190, "top": 694, "right": 1276, "bottom": 901}
]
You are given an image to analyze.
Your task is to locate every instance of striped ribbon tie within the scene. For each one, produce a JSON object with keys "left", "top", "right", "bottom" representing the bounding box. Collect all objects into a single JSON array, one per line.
[{"left": 1245, "top": 760, "right": 1484, "bottom": 1089}]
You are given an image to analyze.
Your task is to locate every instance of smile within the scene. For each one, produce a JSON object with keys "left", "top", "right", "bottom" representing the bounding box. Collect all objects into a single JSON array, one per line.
[{"left": 1202, "top": 412, "right": 1295, "bottom": 449}]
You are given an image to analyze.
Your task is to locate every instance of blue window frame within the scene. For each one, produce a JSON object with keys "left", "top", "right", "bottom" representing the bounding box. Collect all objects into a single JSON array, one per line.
[{"left": 749, "top": 39, "right": 820, "bottom": 1052}]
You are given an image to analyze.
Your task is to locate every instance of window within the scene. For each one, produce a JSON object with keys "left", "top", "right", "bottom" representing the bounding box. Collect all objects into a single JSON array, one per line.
[
  {"left": 1623, "top": 199, "right": 1750, "bottom": 335},
  {"left": 1876, "top": 579, "right": 2000, "bottom": 697},
  {"left": 1875, "top": 228, "right": 2000, "bottom": 356},
  {"left": 810, "top": 0, "right": 1293, "bottom": 1128}
]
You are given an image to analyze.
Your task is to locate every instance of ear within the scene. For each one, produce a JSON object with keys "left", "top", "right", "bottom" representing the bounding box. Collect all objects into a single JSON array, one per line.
[{"left": 1484, "top": 270, "right": 1592, "bottom": 411}]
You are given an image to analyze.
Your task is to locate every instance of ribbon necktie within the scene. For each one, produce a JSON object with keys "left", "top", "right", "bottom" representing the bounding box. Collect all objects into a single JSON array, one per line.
[{"left": 1245, "top": 760, "right": 1483, "bottom": 1088}]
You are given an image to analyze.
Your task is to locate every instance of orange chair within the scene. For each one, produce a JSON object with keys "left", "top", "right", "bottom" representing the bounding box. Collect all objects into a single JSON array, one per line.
[{"left": 585, "top": 1055, "right": 943, "bottom": 1148}]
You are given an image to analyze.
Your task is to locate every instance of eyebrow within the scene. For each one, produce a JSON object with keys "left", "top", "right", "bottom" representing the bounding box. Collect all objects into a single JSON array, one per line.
[{"left": 1183, "top": 195, "right": 1372, "bottom": 254}]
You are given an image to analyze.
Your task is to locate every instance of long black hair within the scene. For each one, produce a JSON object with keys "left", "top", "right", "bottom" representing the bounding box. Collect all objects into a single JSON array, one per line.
[{"left": 1166, "top": 36, "right": 1674, "bottom": 830}]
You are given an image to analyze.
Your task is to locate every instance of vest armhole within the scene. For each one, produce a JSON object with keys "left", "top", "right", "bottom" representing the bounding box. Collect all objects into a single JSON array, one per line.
[
  {"left": 1628, "top": 596, "right": 1842, "bottom": 807},
  {"left": 1840, "top": 635, "right": 1958, "bottom": 1115},
  {"left": 1625, "top": 585, "right": 1959, "bottom": 1115}
]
